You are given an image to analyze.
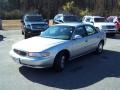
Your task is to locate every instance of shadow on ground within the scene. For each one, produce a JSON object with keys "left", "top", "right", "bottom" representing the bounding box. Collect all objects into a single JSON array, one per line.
[
  {"left": 19, "top": 50, "right": 120, "bottom": 89},
  {"left": 107, "top": 34, "right": 120, "bottom": 39},
  {"left": 0, "top": 35, "right": 4, "bottom": 41}
]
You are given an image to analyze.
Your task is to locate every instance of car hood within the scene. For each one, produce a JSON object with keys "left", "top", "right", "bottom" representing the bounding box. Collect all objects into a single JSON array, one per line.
[{"left": 12, "top": 37, "right": 67, "bottom": 52}]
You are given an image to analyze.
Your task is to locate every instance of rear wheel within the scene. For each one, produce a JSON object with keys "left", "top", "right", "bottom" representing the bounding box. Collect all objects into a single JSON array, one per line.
[
  {"left": 95, "top": 41, "right": 104, "bottom": 54},
  {"left": 53, "top": 52, "right": 67, "bottom": 72}
]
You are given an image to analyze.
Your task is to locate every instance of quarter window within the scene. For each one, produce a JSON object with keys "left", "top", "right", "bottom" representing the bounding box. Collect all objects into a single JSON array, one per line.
[{"left": 85, "top": 25, "right": 97, "bottom": 35}]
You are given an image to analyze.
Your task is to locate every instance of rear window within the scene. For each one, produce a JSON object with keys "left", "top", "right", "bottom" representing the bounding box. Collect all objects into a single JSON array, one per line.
[{"left": 64, "top": 16, "right": 81, "bottom": 22}]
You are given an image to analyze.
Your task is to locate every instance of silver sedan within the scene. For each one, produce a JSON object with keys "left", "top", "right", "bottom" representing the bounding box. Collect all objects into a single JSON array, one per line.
[{"left": 10, "top": 23, "right": 106, "bottom": 72}]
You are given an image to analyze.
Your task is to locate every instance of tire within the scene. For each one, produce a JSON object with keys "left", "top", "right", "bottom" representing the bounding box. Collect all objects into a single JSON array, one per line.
[
  {"left": 24, "top": 33, "right": 30, "bottom": 39},
  {"left": 95, "top": 41, "right": 104, "bottom": 54},
  {"left": 22, "top": 30, "right": 24, "bottom": 35},
  {"left": 53, "top": 52, "right": 67, "bottom": 72}
]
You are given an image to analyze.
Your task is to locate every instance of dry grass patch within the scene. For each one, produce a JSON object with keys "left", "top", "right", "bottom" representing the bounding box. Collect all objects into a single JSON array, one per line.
[
  {"left": 2, "top": 19, "right": 53, "bottom": 30},
  {"left": 2, "top": 20, "right": 21, "bottom": 30}
]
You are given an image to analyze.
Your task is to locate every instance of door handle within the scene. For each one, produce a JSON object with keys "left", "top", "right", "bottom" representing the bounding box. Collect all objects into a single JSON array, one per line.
[
  {"left": 85, "top": 39, "right": 88, "bottom": 42},
  {"left": 97, "top": 35, "right": 100, "bottom": 38}
]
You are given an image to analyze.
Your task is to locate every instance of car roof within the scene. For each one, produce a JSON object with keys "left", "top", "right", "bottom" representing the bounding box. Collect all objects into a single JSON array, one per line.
[
  {"left": 108, "top": 16, "right": 120, "bottom": 18},
  {"left": 54, "top": 22, "right": 88, "bottom": 27},
  {"left": 57, "top": 14, "right": 77, "bottom": 16}
]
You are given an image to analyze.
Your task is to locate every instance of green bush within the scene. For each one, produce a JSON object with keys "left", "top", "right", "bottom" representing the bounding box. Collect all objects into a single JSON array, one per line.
[{"left": 62, "top": 1, "right": 91, "bottom": 17}]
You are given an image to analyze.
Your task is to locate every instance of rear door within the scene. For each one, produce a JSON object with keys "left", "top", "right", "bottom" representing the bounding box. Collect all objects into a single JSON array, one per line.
[
  {"left": 84, "top": 25, "right": 100, "bottom": 52},
  {"left": 71, "top": 26, "right": 88, "bottom": 58}
]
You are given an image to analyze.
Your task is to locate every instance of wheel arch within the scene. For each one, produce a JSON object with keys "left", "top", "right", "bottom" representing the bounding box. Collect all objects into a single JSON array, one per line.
[
  {"left": 55, "top": 49, "right": 70, "bottom": 62},
  {"left": 100, "top": 39, "right": 105, "bottom": 45}
]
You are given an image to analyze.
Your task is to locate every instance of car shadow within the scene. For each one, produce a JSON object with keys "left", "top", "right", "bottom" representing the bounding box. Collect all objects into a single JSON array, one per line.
[
  {"left": 19, "top": 50, "right": 120, "bottom": 89},
  {"left": 107, "top": 34, "right": 120, "bottom": 39}
]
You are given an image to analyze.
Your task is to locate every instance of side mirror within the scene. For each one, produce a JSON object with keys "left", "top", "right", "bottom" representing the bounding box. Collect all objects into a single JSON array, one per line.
[
  {"left": 58, "top": 20, "right": 63, "bottom": 23},
  {"left": 73, "top": 35, "right": 82, "bottom": 40},
  {"left": 21, "top": 20, "right": 24, "bottom": 23}
]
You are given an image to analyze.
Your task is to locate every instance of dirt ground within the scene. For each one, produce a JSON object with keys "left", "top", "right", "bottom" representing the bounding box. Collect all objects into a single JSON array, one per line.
[{"left": 2, "top": 20, "right": 53, "bottom": 30}]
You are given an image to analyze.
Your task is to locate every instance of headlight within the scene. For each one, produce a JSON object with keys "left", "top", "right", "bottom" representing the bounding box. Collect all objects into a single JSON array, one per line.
[
  {"left": 25, "top": 24, "right": 31, "bottom": 29},
  {"left": 28, "top": 52, "right": 50, "bottom": 57}
]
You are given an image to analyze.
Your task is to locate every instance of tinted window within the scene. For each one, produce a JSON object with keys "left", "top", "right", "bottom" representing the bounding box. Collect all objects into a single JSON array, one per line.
[
  {"left": 85, "top": 25, "right": 97, "bottom": 35},
  {"left": 94, "top": 18, "right": 105, "bottom": 22},
  {"left": 64, "top": 16, "right": 80, "bottom": 22},
  {"left": 25, "top": 16, "right": 44, "bottom": 22},
  {"left": 74, "top": 26, "right": 87, "bottom": 37},
  {"left": 40, "top": 26, "right": 74, "bottom": 40}
]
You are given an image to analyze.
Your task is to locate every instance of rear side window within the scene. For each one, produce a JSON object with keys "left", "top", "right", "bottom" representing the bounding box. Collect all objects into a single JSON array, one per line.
[{"left": 85, "top": 25, "right": 97, "bottom": 35}]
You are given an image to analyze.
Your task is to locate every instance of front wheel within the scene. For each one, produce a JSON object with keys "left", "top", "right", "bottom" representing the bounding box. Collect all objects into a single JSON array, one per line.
[
  {"left": 95, "top": 42, "right": 104, "bottom": 54},
  {"left": 53, "top": 52, "right": 67, "bottom": 72},
  {"left": 24, "top": 33, "right": 30, "bottom": 39},
  {"left": 22, "top": 30, "right": 24, "bottom": 35}
]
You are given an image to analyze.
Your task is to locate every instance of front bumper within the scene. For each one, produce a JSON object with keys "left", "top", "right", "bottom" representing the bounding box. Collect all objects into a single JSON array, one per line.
[
  {"left": 25, "top": 28, "right": 42, "bottom": 36},
  {"left": 102, "top": 29, "right": 117, "bottom": 34},
  {"left": 10, "top": 50, "right": 54, "bottom": 68}
]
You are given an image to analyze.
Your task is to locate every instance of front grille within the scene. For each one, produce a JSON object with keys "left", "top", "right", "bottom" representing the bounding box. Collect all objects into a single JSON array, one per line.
[
  {"left": 31, "top": 24, "right": 47, "bottom": 30},
  {"left": 106, "top": 26, "right": 115, "bottom": 29},
  {"left": 14, "top": 49, "right": 27, "bottom": 56}
]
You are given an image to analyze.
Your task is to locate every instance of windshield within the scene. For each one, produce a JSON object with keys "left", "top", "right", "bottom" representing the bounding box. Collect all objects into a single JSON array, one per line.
[
  {"left": 94, "top": 18, "right": 106, "bottom": 22},
  {"left": 25, "top": 16, "right": 44, "bottom": 22},
  {"left": 40, "top": 26, "right": 74, "bottom": 40},
  {"left": 64, "top": 16, "right": 81, "bottom": 22}
]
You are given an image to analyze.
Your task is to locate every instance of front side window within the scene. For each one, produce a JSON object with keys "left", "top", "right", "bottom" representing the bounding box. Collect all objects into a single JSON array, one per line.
[
  {"left": 40, "top": 26, "right": 74, "bottom": 40},
  {"left": 74, "top": 26, "right": 87, "bottom": 37},
  {"left": 85, "top": 25, "right": 97, "bottom": 35},
  {"left": 64, "top": 16, "right": 80, "bottom": 22}
]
